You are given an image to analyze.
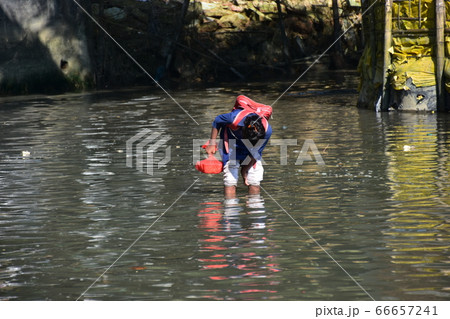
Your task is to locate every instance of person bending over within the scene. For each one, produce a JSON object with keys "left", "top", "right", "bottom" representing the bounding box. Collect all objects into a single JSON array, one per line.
[{"left": 206, "top": 112, "right": 272, "bottom": 198}]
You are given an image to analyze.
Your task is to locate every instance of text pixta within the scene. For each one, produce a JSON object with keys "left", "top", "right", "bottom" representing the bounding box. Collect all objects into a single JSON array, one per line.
[
  {"left": 316, "top": 306, "right": 360, "bottom": 318},
  {"left": 193, "top": 138, "right": 325, "bottom": 166}
]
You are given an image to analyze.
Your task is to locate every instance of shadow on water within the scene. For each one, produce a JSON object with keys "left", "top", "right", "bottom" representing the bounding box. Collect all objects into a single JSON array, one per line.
[{"left": 0, "top": 72, "right": 449, "bottom": 300}]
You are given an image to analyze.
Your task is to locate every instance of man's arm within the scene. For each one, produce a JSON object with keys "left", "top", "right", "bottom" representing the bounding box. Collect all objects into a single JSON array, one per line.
[
  {"left": 206, "top": 127, "right": 219, "bottom": 155},
  {"left": 205, "top": 112, "right": 236, "bottom": 155}
]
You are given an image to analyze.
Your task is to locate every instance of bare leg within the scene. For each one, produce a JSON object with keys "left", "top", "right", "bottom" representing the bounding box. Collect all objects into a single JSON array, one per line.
[
  {"left": 248, "top": 185, "right": 260, "bottom": 195},
  {"left": 224, "top": 185, "right": 236, "bottom": 199}
]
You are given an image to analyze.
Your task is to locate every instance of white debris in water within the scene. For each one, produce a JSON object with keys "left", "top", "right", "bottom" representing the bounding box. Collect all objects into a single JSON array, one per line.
[
  {"left": 152, "top": 283, "right": 173, "bottom": 288},
  {"left": 403, "top": 145, "right": 415, "bottom": 151}
]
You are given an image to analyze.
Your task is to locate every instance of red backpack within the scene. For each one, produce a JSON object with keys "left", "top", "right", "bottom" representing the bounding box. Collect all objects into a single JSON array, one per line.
[{"left": 228, "top": 95, "right": 272, "bottom": 131}]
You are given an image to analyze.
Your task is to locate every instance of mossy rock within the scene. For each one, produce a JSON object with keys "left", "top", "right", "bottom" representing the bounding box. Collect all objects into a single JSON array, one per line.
[
  {"left": 200, "top": 2, "right": 230, "bottom": 18},
  {"left": 198, "top": 20, "right": 220, "bottom": 33},
  {"left": 218, "top": 13, "right": 250, "bottom": 30},
  {"left": 252, "top": 1, "right": 281, "bottom": 13}
]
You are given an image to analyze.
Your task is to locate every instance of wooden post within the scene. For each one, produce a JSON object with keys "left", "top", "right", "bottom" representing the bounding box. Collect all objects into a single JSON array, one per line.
[
  {"left": 382, "top": 0, "right": 393, "bottom": 110},
  {"left": 332, "top": 0, "right": 343, "bottom": 54},
  {"left": 436, "top": 0, "right": 445, "bottom": 110},
  {"left": 165, "top": 0, "right": 190, "bottom": 70},
  {"left": 370, "top": 3, "right": 377, "bottom": 88},
  {"left": 275, "top": 0, "right": 290, "bottom": 63},
  {"left": 330, "top": 0, "right": 345, "bottom": 68}
]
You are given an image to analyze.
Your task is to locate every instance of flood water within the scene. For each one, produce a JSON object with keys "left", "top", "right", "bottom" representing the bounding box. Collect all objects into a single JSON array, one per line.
[{"left": 1, "top": 70, "right": 449, "bottom": 301}]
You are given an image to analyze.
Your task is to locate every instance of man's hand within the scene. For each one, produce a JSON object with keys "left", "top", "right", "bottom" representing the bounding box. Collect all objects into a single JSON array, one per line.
[
  {"left": 205, "top": 127, "right": 219, "bottom": 155},
  {"left": 205, "top": 144, "right": 217, "bottom": 155},
  {"left": 241, "top": 157, "right": 256, "bottom": 186},
  {"left": 241, "top": 167, "right": 250, "bottom": 186}
]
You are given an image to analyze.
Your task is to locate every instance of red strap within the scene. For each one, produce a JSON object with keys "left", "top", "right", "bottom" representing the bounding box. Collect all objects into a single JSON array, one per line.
[
  {"left": 229, "top": 110, "right": 269, "bottom": 132},
  {"left": 261, "top": 118, "right": 269, "bottom": 132},
  {"left": 229, "top": 109, "right": 251, "bottom": 130},
  {"left": 223, "top": 110, "right": 269, "bottom": 155},
  {"left": 224, "top": 129, "right": 229, "bottom": 153}
]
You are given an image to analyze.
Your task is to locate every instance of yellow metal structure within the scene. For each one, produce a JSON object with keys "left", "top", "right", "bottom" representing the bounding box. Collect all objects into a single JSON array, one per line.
[{"left": 358, "top": 0, "right": 450, "bottom": 111}]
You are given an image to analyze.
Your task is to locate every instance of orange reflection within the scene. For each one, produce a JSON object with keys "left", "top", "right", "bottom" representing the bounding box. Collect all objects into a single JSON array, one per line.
[{"left": 196, "top": 197, "right": 281, "bottom": 299}]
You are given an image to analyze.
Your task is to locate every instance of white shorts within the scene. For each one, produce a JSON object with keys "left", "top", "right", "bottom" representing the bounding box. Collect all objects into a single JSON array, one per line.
[{"left": 223, "top": 160, "right": 264, "bottom": 187}]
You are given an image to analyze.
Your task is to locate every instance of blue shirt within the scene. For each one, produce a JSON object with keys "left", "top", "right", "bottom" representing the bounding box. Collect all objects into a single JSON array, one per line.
[{"left": 212, "top": 109, "right": 272, "bottom": 164}]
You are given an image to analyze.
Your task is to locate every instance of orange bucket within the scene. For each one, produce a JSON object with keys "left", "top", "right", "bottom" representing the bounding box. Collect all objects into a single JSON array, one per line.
[{"left": 196, "top": 154, "right": 223, "bottom": 174}]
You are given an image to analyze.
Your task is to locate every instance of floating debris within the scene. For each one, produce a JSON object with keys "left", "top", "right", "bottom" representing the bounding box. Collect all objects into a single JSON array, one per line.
[
  {"left": 403, "top": 145, "right": 416, "bottom": 152},
  {"left": 131, "top": 266, "right": 147, "bottom": 271}
]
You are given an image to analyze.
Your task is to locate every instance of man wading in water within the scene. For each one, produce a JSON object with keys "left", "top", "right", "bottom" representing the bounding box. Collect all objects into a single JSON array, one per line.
[{"left": 205, "top": 96, "right": 272, "bottom": 198}]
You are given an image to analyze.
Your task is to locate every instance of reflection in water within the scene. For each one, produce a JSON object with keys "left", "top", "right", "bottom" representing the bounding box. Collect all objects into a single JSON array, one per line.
[
  {"left": 197, "top": 196, "right": 281, "bottom": 300},
  {"left": 382, "top": 113, "right": 450, "bottom": 299}
]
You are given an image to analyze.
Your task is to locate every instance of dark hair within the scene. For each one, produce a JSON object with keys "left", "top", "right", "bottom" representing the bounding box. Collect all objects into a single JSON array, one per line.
[{"left": 243, "top": 114, "right": 265, "bottom": 145}]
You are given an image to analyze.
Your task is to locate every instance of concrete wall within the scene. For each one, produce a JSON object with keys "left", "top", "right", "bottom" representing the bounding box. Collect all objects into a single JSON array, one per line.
[{"left": 0, "top": 0, "right": 93, "bottom": 95}]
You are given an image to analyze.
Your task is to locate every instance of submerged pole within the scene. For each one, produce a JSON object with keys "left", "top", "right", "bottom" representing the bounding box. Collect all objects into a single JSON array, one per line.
[
  {"left": 382, "top": 0, "right": 393, "bottom": 110},
  {"left": 165, "top": 0, "right": 190, "bottom": 70},
  {"left": 436, "top": 0, "right": 445, "bottom": 110},
  {"left": 331, "top": 0, "right": 345, "bottom": 68},
  {"left": 275, "top": 0, "right": 290, "bottom": 63},
  {"left": 332, "top": 0, "right": 343, "bottom": 53}
]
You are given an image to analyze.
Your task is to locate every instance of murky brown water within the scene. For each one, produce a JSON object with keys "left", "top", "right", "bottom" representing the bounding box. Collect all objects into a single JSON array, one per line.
[{"left": 1, "top": 70, "right": 449, "bottom": 300}]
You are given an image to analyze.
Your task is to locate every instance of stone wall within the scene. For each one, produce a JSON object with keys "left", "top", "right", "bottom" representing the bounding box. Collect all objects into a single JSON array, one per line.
[
  {"left": 87, "top": 0, "right": 362, "bottom": 88},
  {"left": 0, "top": 0, "right": 362, "bottom": 94},
  {"left": 0, "top": 0, "right": 93, "bottom": 95}
]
